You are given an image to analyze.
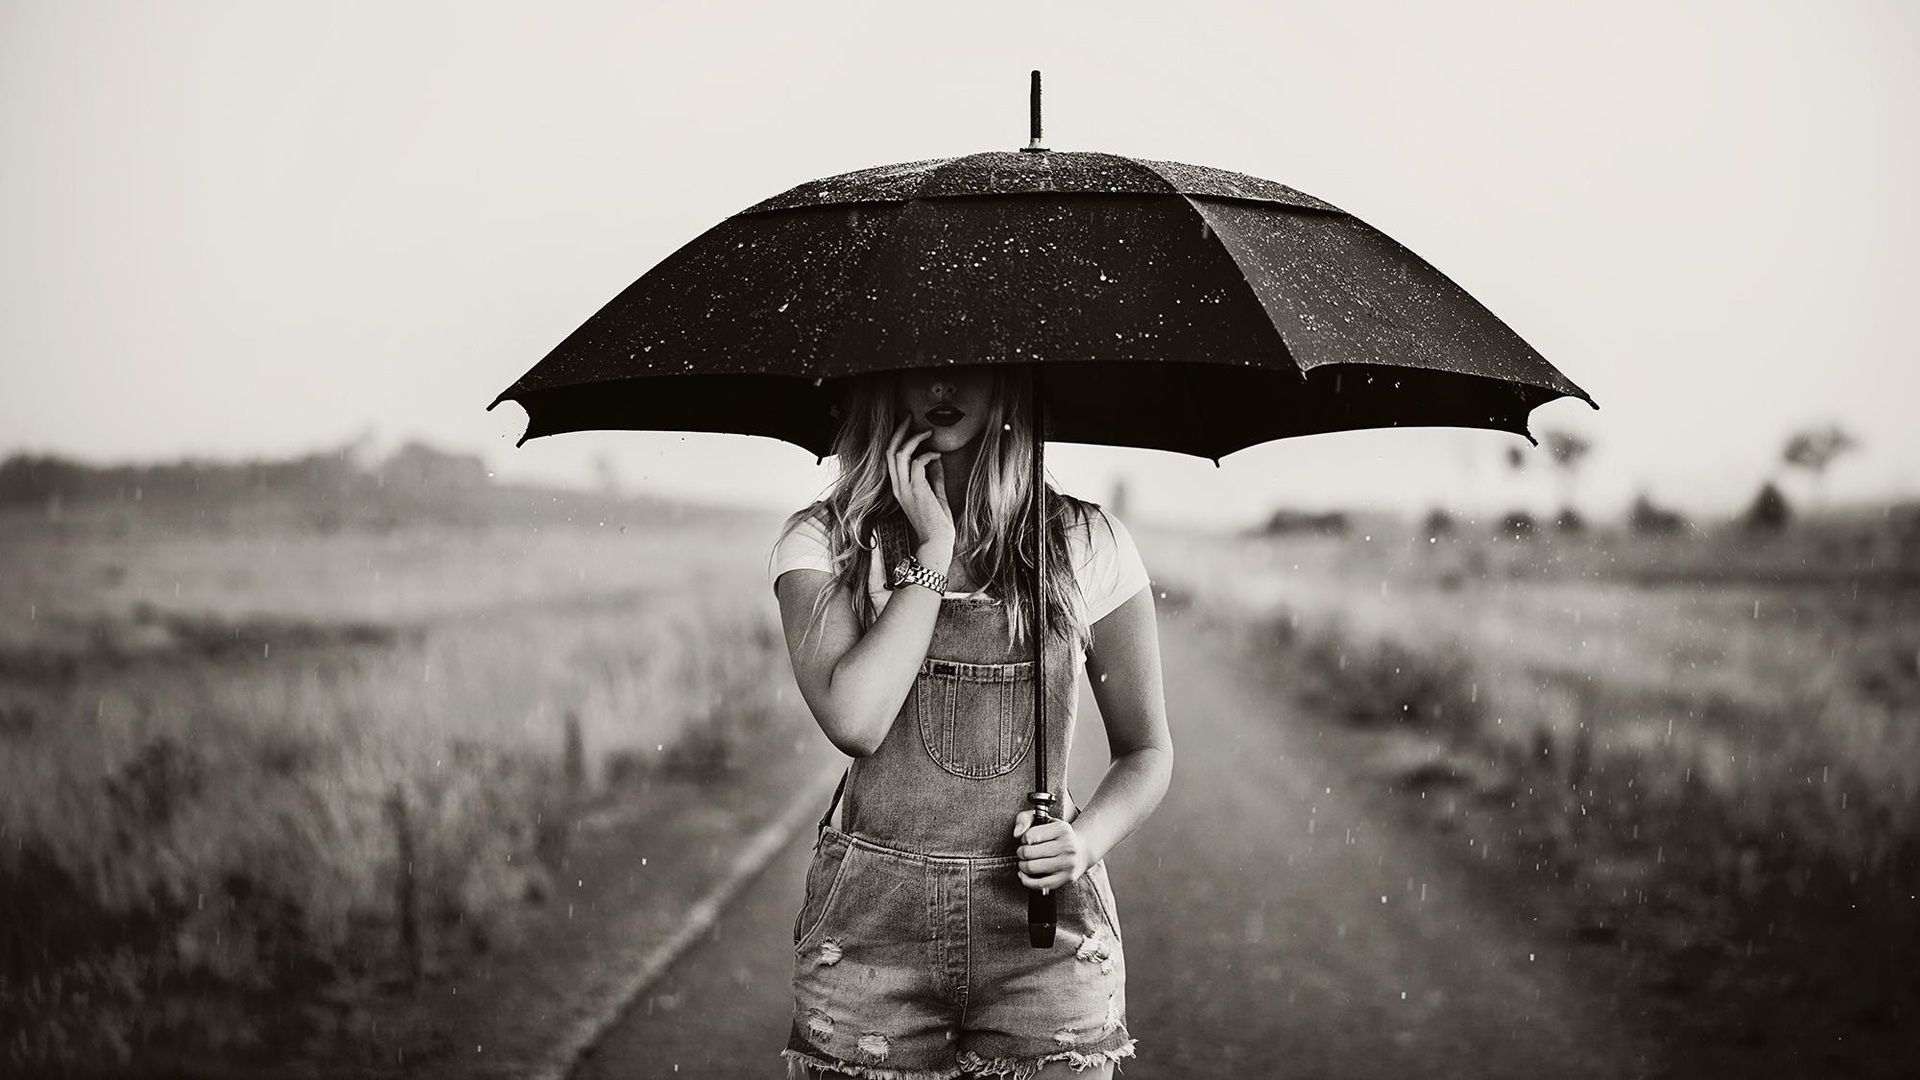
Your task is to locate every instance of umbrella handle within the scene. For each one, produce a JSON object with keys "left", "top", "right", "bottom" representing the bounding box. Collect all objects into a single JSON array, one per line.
[{"left": 1026, "top": 802, "right": 1057, "bottom": 948}]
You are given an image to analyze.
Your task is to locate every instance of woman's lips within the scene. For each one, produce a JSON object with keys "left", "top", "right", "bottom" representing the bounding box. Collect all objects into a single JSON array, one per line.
[{"left": 926, "top": 406, "right": 965, "bottom": 427}]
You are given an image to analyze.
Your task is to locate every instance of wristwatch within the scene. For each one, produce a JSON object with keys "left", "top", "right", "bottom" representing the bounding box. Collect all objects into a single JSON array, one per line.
[{"left": 886, "top": 553, "right": 950, "bottom": 594}]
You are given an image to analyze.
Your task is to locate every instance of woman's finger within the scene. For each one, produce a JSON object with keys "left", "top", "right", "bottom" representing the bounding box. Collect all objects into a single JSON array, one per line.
[
  {"left": 1021, "top": 857, "right": 1067, "bottom": 883},
  {"left": 909, "top": 450, "right": 941, "bottom": 483},
  {"left": 896, "top": 432, "right": 931, "bottom": 494},
  {"left": 1022, "top": 822, "right": 1066, "bottom": 844},
  {"left": 1021, "top": 854, "right": 1071, "bottom": 875},
  {"left": 1018, "top": 837, "right": 1066, "bottom": 859}
]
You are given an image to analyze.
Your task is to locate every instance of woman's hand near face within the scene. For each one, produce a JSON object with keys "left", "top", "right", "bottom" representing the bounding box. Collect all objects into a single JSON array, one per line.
[{"left": 887, "top": 417, "right": 955, "bottom": 555}]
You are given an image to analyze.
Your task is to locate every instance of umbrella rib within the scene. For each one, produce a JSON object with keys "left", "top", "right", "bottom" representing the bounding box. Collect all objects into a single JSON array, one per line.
[
  {"left": 1174, "top": 194, "right": 1309, "bottom": 384},
  {"left": 1176, "top": 359, "right": 1223, "bottom": 465}
]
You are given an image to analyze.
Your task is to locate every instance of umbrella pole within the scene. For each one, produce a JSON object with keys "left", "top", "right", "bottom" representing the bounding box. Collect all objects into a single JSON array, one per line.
[{"left": 1027, "top": 362, "right": 1057, "bottom": 948}]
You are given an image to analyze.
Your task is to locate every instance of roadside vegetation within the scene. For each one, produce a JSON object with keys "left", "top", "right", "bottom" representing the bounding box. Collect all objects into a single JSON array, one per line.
[
  {"left": 0, "top": 446, "right": 797, "bottom": 1074},
  {"left": 1152, "top": 471, "right": 1920, "bottom": 1070}
]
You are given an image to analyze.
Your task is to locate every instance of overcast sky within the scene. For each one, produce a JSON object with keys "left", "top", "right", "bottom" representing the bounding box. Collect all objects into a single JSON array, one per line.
[{"left": 4, "top": 0, "right": 1914, "bottom": 529}]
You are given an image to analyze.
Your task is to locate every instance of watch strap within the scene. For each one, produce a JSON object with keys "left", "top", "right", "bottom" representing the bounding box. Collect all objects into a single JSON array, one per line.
[{"left": 887, "top": 554, "right": 949, "bottom": 594}]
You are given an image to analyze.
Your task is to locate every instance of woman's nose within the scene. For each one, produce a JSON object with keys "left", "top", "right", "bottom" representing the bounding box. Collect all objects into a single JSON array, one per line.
[{"left": 930, "top": 381, "right": 955, "bottom": 399}]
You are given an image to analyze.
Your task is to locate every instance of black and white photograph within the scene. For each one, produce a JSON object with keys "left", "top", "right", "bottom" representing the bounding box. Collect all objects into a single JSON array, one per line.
[{"left": 3, "top": 2, "right": 1916, "bottom": 1077}]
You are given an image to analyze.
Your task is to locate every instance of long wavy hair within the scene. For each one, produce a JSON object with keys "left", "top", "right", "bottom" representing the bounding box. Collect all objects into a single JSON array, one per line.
[{"left": 776, "top": 366, "right": 1110, "bottom": 658}]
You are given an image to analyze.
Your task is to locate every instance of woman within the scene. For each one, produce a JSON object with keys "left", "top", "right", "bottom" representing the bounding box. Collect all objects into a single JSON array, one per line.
[{"left": 767, "top": 363, "right": 1172, "bottom": 1079}]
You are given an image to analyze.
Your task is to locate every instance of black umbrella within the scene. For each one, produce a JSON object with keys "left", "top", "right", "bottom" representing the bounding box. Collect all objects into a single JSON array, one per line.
[{"left": 488, "top": 71, "right": 1596, "bottom": 947}]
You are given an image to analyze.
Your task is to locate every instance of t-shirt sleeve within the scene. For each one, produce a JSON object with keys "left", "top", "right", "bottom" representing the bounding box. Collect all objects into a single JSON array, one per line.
[
  {"left": 767, "top": 510, "right": 834, "bottom": 594},
  {"left": 1080, "top": 506, "right": 1152, "bottom": 625}
]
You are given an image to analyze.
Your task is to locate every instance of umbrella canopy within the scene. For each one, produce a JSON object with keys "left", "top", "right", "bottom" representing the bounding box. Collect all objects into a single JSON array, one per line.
[
  {"left": 488, "top": 71, "right": 1597, "bottom": 948},
  {"left": 488, "top": 151, "right": 1594, "bottom": 462}
]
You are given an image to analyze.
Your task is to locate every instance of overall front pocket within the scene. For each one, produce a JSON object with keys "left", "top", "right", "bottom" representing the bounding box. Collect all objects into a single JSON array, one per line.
[
  {"left": 793, "top": 835, "right": 856, "bottom": 954},
  {"left": 914, "top": 657, "right": 1035, "bottom": 779}
]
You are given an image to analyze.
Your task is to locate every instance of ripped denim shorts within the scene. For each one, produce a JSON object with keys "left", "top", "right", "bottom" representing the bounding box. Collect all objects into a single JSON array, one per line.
[{"left": 782, "top": 824, "right": 1135, "bottom": 1079}]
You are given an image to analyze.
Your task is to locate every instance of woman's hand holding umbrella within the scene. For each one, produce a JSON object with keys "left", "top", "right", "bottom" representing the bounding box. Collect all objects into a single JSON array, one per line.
[{"left": 1013, "top": 809, "right": 1090, "bottom": 892}]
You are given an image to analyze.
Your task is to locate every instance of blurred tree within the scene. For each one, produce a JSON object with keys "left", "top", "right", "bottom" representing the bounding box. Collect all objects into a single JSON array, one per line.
[
  {"left": 1629, "top": 492, "right": 1688, "bottom": 536},
  {"left": 593, "top": 452, "right": 623, "bottom": 496},
  {"left": 381, "top": 441, "right": 487, "bottom": 490},
  {"left": 1503, "top": 442, "right": 1550, "bottom": 522},
  {"left": 1782, "top": 424, "right": 1859, "bottom": 513},
  {"left": 1541, "top": 430, "right": 1593, "bottom": 530},
  {"left": 1422, "top": 507, "right": 1455, "bottom": 538},
  {"left": 1500, "top": 510, "right": 1536, "bottom": 539},
  {"left": 1741, "top": 480, "right": 1792, "bottom": 533}
]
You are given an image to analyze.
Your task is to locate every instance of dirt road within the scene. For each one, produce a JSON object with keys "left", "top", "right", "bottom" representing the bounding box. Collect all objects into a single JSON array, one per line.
[{"left": 573, "top": 602, "right": 1663, "bottom": 1078}]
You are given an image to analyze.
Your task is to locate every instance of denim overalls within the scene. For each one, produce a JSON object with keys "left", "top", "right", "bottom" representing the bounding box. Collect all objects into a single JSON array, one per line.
[{"left": 783, "top": 516, "right": 1136, "bottom": 1079}]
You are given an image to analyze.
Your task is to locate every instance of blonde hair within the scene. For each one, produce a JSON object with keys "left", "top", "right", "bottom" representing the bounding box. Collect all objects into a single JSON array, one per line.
[{"left": 776, "top": 367, "right": 1112, "bottom": 658}]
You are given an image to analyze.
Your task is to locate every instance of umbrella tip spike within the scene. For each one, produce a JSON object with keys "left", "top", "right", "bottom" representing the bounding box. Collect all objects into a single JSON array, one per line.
[
  {"left": 514, "top": 431, "right": 531, "bottom": 449},
  {"left": 1023, "top": 69, "right": 1047, "bottom": 152}
]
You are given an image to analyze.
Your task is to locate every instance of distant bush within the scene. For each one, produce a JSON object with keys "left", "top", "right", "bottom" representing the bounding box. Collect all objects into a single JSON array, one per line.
[
  {"left": 1499, "top": 511, "right": 1536, "bottom": 539},
  {"left": 1422, "top": 508, "right": 1455, "bottom": 537},
  {"left": 1742, "top": 481, "right": 1792, "bottom": 533},
  {"left": 0, "top": 439, "right": 488, "bottom": 507},
  {"left": 1258, "top": 508, "right": 1350, "bottom": 536},
  {"left": 1554, "top": 508, "right": 1586, "bottom": 533},
  {"left": 1629, "top": 493, "right": 1688, "bottom": 535},
  {"left": 1290, "top": 623, "right": 1483, "bottom": 741}
]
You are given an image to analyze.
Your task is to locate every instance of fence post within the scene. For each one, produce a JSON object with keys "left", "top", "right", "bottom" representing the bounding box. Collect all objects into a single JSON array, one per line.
[
  {"left": 385, "top": 782, "right": 422, "bottom": 985},
  {"left": 563, "top": 709, "right": 586, "bottom": 795}
]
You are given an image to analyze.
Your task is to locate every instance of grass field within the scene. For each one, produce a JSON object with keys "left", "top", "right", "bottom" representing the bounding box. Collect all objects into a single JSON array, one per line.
[
  {"left": 1142, "top": 512, "right": 1920, "bottom": 853},
  {"left": 1141, "top": 507, "right": 1920, "bottom": 1058},
  {"left": 0, "top": 481, "right": 802, "bottom": 1072},
  {"left": 5, "top": 466, "right": 1916, "bottom": 1072}
]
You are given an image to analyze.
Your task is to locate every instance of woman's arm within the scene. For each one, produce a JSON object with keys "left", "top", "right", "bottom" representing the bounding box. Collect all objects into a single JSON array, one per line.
[
  {"left": 774, "top": 535, "right": 955, "bottom": 758},
  {"left": 1059, "top": 582, "right": 1172, "bottom": 868},
  {"left": 775, "top": 420, "right": 957, "bottom": 758}
]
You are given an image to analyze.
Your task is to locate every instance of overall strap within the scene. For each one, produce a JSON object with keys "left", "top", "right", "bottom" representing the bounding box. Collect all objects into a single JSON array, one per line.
[{"left": 814, "top": 766, "right": 849, "bottom": 848}]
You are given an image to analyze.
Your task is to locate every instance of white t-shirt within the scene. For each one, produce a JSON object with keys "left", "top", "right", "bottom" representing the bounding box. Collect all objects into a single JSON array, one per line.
[{"left": 766, "top": 503, "right": 1152, "bottom": 664}]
